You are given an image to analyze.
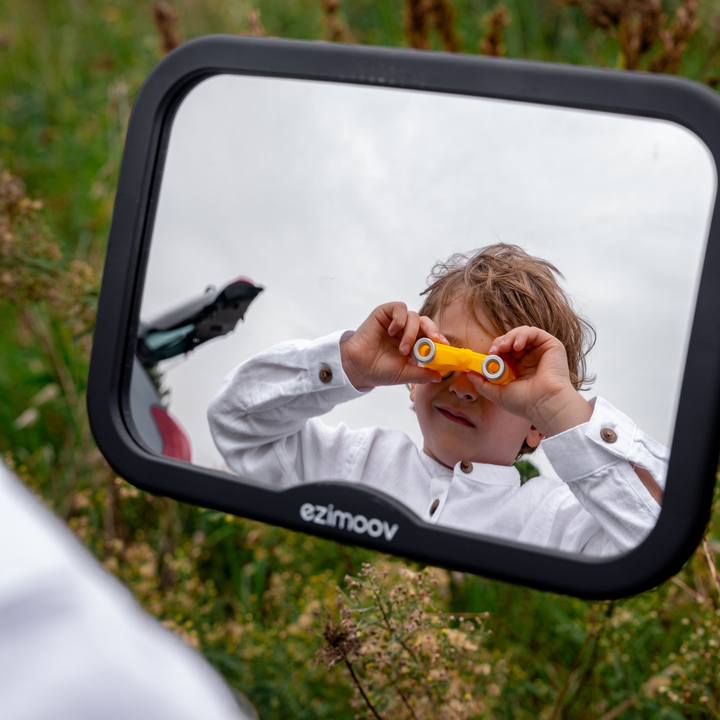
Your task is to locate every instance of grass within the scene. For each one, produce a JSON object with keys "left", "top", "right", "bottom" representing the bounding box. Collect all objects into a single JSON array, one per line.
[{"left": 2, "top": 0, "right": 720, "bottom": 717}]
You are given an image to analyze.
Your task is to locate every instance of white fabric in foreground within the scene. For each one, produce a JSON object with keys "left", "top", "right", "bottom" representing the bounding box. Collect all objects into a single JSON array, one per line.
[{"left": 0, "top": 462, "right": 252, "bottom": 720}]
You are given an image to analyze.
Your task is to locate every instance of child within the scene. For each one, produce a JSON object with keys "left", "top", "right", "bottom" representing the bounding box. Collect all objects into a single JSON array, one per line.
[{"left": 208, "top": 244, "right": 667, "bottom": 557}]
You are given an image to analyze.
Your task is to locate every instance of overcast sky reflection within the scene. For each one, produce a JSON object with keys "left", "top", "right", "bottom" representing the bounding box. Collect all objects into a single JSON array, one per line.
[{"left": 140, "top": 74, "right": 716, "bottom": 474}]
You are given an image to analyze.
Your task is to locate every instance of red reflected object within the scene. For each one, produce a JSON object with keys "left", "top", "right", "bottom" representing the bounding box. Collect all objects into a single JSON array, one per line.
[{"left": 150, "top": 406, "right": 192, "bottom": 462}]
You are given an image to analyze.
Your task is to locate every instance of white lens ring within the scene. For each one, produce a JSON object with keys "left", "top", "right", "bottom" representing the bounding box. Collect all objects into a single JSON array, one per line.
[
  {"left": 413, "top": 338, "right": 436, "bottom": 364},
  {"left": 481, "top": 354, "right": 505, "bottom": 381}
]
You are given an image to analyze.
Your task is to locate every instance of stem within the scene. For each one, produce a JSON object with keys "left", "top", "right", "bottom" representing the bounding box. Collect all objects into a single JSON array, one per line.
[
  {"left": 396, "top": 687, "right": 420, "bottom": 720},
  {"left": 372, "top": 588, "right": 421, "bottom": 664},
  {"left": 702, "top": 537, "right": 720, "bottom": 604},
  {"left": 672, "top": 576, "right": 705, "bottom": 604},
  {"left": 596, "top": 695, "right": 637, "bottom": 720},
  {"left": 24, "top": 307, "right": 80, "bottom": 411},
  {"left": 369, "top": 586, "right": 443, "bottom": 707},
  {"left": 344, "top": 659, "right": 384, "bottom": 720},
  {"left": 23, "top": 306, "right": 90, "bottom": 516},
  {"left": 560, "top": 602, "right": 615, "bottom": 714},
  {"left": 548, "top": 605, "right": 602, "bottom": 720},
  {"left": 694, "top": 551, "right": 710, "bottom": 600}
]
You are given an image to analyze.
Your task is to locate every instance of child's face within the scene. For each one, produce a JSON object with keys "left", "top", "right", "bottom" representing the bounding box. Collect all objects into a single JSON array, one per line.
[{"left": 410, "top": 296, "right": 541, "bottom": 468}]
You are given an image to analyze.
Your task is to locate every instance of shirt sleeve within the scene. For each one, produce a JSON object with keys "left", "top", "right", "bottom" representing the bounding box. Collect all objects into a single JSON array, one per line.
[
  {"left": 540, "top": 396, "right": 668, "bottom": 554},
  {"left": 0, "top": 463, "right": 253, "bottom": 720},
  {"left": 207, "top": 331, "right": 371, "bottom": 487}
]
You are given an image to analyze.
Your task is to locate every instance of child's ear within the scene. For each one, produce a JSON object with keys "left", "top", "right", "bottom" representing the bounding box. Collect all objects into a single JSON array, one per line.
[
  {"left": 525, "top": 425, "right": 543, "bottom": 449},
  {"left": 409, "top": 384, "right": 416, "bottom": 403}
]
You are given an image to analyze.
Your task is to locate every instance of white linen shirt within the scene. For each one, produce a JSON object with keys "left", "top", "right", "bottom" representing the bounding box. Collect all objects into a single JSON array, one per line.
[
  {"left": 208, "top": 331, "right": 668, "bottom": 557},
  {"left": 0, "top": 462, "right": 253, "bottom": 720}
]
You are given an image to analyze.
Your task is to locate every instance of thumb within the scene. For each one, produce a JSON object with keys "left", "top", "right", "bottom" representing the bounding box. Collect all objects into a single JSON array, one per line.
[
  {"left": 468, "top": 372, "right": 504, "bottom": 403},
  {"left": 404, "top": 366, "right": 443, "bottom": 384}
]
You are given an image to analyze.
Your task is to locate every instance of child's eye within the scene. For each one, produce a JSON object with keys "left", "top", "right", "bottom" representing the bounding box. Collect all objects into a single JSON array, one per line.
[{"left": 441, "top": 371, "right": 454, "bottom": 380}]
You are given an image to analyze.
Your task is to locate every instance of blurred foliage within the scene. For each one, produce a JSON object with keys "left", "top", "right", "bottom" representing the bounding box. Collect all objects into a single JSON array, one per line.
[{"left": 2, "top": 0, "right": 720, "bottom": 718}]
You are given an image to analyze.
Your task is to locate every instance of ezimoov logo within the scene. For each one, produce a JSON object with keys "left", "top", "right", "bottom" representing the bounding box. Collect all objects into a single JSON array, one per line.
[{"left": 300, "top": 503, "right": 399, "bottom": 541}]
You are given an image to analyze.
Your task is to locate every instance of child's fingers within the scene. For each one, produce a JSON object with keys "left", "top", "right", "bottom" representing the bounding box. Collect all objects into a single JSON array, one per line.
[
  {"left": 490, "top": 327, "right": 529, "bottom": 354},
  {"left": 386, "top": 302, "right": 408, "bottom": 338},
  {"left": 490, "top": 326, "right": 553, "bottom": 355},
  {"left": 400, "top": 314, "right": 448, "bottom": 356},
  {"left": 405, "top": 366, "right": 442, "bottom": 384},
  {"left": 467, "top": 372, "right": 503, "bottom": 402},
  {"left": 418, "top": 315, "right": 449, "bottom": 345},
  {"left": 398, "top": 312, "right": 421, "bottom": 355}
]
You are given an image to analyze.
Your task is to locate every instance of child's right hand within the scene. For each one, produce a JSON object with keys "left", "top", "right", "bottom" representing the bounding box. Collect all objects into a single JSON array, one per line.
[{"left": 340, "top": 302, "right": 447, "bottom": 390}]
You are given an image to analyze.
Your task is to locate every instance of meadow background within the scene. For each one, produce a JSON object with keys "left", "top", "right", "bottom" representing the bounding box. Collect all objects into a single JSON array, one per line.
[{"left": 1, "top": 1, "right": 720, "bottom": 718}]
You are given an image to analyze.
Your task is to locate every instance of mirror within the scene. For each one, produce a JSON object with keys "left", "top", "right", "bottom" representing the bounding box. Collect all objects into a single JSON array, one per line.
[{"left": 130, "top": 72, "right": 716, "bottom": 560}]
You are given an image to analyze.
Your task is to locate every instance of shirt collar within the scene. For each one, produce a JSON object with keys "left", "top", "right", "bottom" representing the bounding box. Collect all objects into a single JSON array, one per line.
[
  {"left": 418, "top": 450, "right": 521, "bottom": 486},
  {"left": 453, "top": 461, "right": 521, "bottom": 486},
  {"left": 418, "top": 450, "right": 453, "bottom": 477}
]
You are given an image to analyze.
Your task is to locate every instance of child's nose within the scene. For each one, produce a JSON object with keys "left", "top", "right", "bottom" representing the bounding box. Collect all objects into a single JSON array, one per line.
[{"left": 449, "top": 372, "right": 478, "bottom": 401}]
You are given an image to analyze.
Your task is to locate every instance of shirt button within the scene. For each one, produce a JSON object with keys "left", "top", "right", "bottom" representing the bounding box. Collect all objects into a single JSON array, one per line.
[
  {"left": 429, "top": 499, "right": 439, "bottom": 516},
  {"left": 600, "top": 428, "right": 618, "bottom": 443},
  {"left": 460, "top": 460, "right": 473, "bottom": 473},
  {"left": 319, "top": 366, "right": 333, "bottom": 383}
]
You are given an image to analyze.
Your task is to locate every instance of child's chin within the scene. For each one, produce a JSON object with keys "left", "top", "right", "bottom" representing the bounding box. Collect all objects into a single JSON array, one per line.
[
  {"left": 436, "top": 451, "right": 465, "bottom": 469},
  {"left": 422, "top": 444, "right": 454, "bottom": 469}
]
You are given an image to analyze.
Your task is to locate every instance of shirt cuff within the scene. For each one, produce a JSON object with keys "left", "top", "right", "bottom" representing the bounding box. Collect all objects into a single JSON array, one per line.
[
  {"left": 305, "top": 330, "right": 372, "bottom": 404},
  {"left": 541, "top": 397, "right": 638, "bottom": 481}
]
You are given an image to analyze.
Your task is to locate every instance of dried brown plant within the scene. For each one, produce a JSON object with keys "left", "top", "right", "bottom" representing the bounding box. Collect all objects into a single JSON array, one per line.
[
  {"left": 650, "top": 0, "right": 700, "bottom": 73},
  {"left": 315, "top": 604, "right": 379, "bottom": 718},
  {"left": 404, "top": 0, "right": 461, "bottom": 52},
  {"left": 0, "top": 164, "right": 97, "bottom": 333},
  {"left": 561, "top": 0, "right": 700, "bottom": 72},
  {"left": 320, "top": 0, "right": 355, "bottom": 43},
  {"left": 243, "top": 9, "right": 266, "bottom": 37},
  {"left": 405, "top": 0, "right": 431, "bottom": 49},
  {"left": 316, "top": 611, "right": 362, "bottom": 669},
  {"left": 479, "top": 5, "right": 510, "bottom": 57},
  {"left": 152, "top": 1, "right": 183, "bottom": 56}
]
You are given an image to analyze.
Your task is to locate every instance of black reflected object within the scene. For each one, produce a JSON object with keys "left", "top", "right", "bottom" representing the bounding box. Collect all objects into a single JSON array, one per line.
[
  {"left": 137, "top": 278, "right": 263, "bottom": 366},
  {"left": 87, "top": 35, "right": 720, "bottom": 600},
  {"left": 129, "top": 277, "right": 263, "bottom": 462}
]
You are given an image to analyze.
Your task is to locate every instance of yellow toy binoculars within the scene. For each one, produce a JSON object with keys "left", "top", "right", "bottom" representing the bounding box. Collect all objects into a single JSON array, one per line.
[{"left": 412, "top": 338, "right": 515, "bottom": 386}]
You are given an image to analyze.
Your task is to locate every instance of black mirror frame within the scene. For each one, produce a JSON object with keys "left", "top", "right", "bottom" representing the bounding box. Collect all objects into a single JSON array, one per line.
[{"left": 88, "top": 35, "right": 720, "bottom": 600}]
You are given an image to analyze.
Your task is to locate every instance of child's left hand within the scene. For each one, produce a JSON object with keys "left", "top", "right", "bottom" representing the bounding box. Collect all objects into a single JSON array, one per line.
[{"left": 468, "top": 326, "right": 593, "bottom": 439}]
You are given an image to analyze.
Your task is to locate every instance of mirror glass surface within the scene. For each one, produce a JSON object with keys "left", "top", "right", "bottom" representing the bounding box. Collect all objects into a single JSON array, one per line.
[{"left": 133, "top": 73, "right": 716, "bottom": 557}]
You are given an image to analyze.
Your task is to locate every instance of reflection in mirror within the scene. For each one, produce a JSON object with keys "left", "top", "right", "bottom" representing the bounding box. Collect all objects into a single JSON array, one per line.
[{"left": 134, "top": 73, "right": 716, "bottom": 558}]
